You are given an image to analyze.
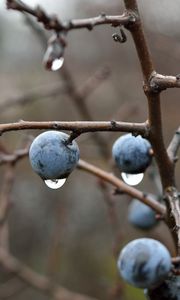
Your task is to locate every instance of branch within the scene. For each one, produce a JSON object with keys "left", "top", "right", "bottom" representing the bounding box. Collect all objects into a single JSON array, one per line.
[
  {"left": 150, "top": 73, "right": 180, "bottom": 92},
  {"left": 123, "top": 1, "right": 180, "bottom": 258},
  {"left": 24, "top": 15, "right": 112, "bottom": 159},
  {"left": 0, "top": 147, "right": 165, "bottom": 215},
  {"left": 124, "top": 0, "right": 174, "bottom": 189},
  {"left": 0, "top": 148, "right": 29, "bottom": 166},
  {"left": 0, "top": 247, "right": 98, "bottom": 300},
  {"left": 0, "top": 120, "right": 148, "bottom": 136},
  {"left": 167, "top": 127, "right": 180, "bottom": 163},
  {"left": 78, "top": 159, "right": 166, "bottom": 215},
  {"left": 7, "top": 0, "right": 135, "bottom": 32}
]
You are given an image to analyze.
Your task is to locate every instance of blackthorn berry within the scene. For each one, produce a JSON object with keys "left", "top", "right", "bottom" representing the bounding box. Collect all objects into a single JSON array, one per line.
[
  {"left": 112, "top": 134, "right": 152, "bottom": 174},
  {"left": 128, "top": 198, "right": 158, "bottom": 230},
  {"left": 117, "top": 238, "right": 172, "bottom": 289},
  {"left": 29, "top": 131, "right": 80, "bottom": 180}
]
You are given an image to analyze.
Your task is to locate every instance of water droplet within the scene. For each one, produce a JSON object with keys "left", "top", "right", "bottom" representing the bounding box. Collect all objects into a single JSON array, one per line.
[
  {"left": 44, "top": 178, "right": 66, "bottom": 189},
  {"left": 51, "top": 57, "right": 64, "bottom": 71},
  {"left": 121, "top": 172, "right": 144, "bottom": 186}
]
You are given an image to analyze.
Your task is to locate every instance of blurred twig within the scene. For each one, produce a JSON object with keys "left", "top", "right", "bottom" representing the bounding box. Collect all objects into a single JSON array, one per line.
[
  {"left": 0, "top": 66, "right": 110, "bottom": 115},
  {"left": 167, "top": 127, "right": 180, "bottom": 163},
  {"left": 0, "top": 247, "right": 98, "bottom": 300}
]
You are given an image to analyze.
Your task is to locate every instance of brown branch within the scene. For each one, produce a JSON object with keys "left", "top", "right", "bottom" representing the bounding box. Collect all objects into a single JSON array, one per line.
[
  {"left": 124, "top": 0, "right": 174, "bottom": 189},
  {"left": 0, "top": 147, "right": 165, "bottom": 215},
  {"left": 78, "top": 159, "right": 166, "bottom": 215},
  {"left": 0, "top": 247, "right": 98, "bottom": 300},
  {"left": 0, "top": 120, "right": 148, "bottom": 136},
  {"left": 0, "top": 165, "right": 14, "bottom": 226},
  {"left": 167, "top": 127, "right": 180, "bottom": 163},
  {"left": 124, "top": 1, "right": 180, "bottom": 258},
  {"left": 24, "top": 15, "right": 112, "bottom": 159},
  {"left": 172, "top": 256, "right": 180, "bottom": 265},
  {"left": 7, "top": 0, "right": 135, "bottom": 32},
  {"left": 150, "top": 73, "right": 180, "bottom": 92},
  {"left": 0, "top": 148, "right": 29, "bottom": 166}
]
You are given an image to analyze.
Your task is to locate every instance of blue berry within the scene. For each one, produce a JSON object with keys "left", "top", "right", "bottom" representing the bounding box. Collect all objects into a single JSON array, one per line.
[
  {"left": 112, "top": 134, "right": 152, "bottom": 174},
  {"left": 117, "top": 238, "right": 172, "bottom": 289},
  {"left": 29, "top": 131, "right": 80, "bottom": 180},
  {"left": 128, "top": 198, "right": 158, "bottom": 230}
]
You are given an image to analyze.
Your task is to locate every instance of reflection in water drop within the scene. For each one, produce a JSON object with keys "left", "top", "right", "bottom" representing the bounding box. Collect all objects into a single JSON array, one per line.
[
  {"left": 121, "top": 172, "right": 144, "bottom": 186},
  {"left": 51, "top": 57, "right": 64, "bottom": 71},
  {"left": 44, "top": 178, "right": 66, "bottom": 189}
]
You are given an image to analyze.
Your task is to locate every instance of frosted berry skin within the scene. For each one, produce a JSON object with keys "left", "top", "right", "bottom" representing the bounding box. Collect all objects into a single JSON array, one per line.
[
  {"left": 128, "top": 199, "right": 157, "bottom": 230},
  {"left": 29, "top": 131, "right": 80, "bottom": 180},
  {"left": 112, "top": 134, "right": 152, "bottom": 174},
  {"left": 117, "top": 238, "right": 172, "bottom": 289}
]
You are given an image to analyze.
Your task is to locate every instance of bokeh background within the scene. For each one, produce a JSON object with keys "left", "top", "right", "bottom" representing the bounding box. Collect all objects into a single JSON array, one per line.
[{"left": 0, "top": 1, "right": 180, "bottom": 299}]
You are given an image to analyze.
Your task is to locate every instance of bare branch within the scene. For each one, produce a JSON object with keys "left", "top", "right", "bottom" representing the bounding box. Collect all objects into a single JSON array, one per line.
[
  {"left": 0, "top": 148, "right": 29, "bottom": 166},
  {"left": 7, "top": 0, "right": 135, "bottom": 32},
  {"left": 150, "top": 73, "right": 180, "bottom": 92},
  {"left": 0, "top": 247, "right": 98, "bottom": 300},
  {"left": 167, "top": 127, "right": 180, "bottom": 163},
  {"left": 0, "top": 120, "right": 149, "bottom": 136},
  {"left": 78, "top": 159, "right": 166, "bottom": 215},
  {"left": 0, "top": 165, "right": 14, "bottom": 225},
  {"left": 0, "top": 147, "right": 165, "bottom": 215}
]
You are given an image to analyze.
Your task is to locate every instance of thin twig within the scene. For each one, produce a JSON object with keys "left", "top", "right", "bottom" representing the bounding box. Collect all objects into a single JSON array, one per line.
[
  {"left": 78, "top": 159, "right": 166, "bottom": 215},
  {"left": 0, "top": 247, "right": 98, "bottom": 300},
  {"left": 7, "top": 0, "right": 135, "bottom": 32},
  {"left": 0, "top": 147, "right": 165, "bottom": 215},
  {"left": 167, "top": 127, "right": 180, "bottom": 163}
]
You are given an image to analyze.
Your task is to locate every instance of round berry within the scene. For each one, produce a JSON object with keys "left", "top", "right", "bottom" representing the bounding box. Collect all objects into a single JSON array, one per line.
[
  {"left": 112, "top": 134, "right": 152, "bottom": 174},
  {"left": 29, "top": 131, "right": 80, "bottom": 180},
  {"left": 128, "top": 198, "right": 158, "bottom": 230},
  {"left": 117, "top": 238, "right": 172, "bottom": 289}
]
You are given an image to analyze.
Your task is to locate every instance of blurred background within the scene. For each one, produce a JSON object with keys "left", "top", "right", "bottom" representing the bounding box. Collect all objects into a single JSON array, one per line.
[{"left": 0, "top": 1, "right": 179, "bottom": 299}]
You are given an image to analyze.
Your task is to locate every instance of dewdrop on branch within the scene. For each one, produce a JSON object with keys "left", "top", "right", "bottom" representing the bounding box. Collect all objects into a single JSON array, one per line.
[
  {"left": 121, "top": 172, "right": 144, "bottom": 186},
  {"left": 44, "top": 178, "right": 66, "bottom": 189},
  {"left": 43, "top": 34, "right": 65, "bottom": 71},
  {"left": 29, "top": 131, "right": 80, "bottom": 190}
]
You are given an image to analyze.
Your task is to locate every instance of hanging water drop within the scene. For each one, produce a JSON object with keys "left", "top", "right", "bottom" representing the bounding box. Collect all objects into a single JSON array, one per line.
[
  {"left": 121, "top": 172, "right": 144, "bottom": 186},
  {"left": 51, "top": 57, "right": 64, "bottom": 71},
  {"left": 44, "top": 178, "right": 66, "bottom": 189}
]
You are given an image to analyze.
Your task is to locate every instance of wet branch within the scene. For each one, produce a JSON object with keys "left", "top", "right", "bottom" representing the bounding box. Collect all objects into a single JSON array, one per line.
[
  {"left": 6, "top": 0, "right": 135, "bottom": 32},
  {"left": 0, "top": 120, "right": 148, "bottom": 136}
]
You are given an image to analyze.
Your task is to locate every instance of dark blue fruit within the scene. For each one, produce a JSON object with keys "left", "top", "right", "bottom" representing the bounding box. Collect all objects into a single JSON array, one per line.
[
  {"left": 117, "top": 238, "right": 172, "bottom": 289},
  {"left": 128, "top": 198, "right": 158, "bottom": 229},
  {"left": 29, "top": 131, "right": 80, "bottom": 180},
  {"left": 112, "top": 134, "right": 152, "bottom": 174}
]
